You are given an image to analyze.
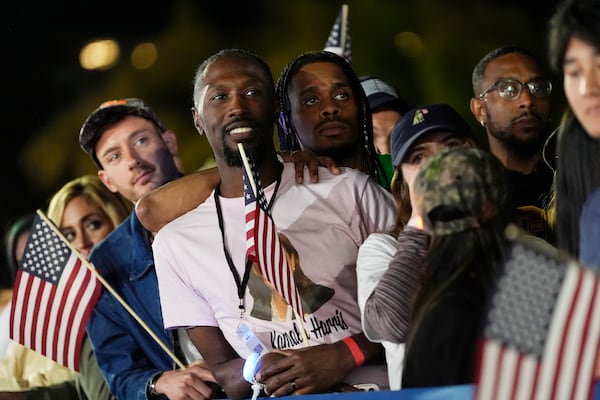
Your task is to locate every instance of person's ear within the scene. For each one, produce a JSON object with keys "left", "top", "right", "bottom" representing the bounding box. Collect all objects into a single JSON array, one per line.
[
  {"left": 161, "top": 129, "right": 178, "bottom": 157},
  {"left": 191, "top": 107, "right": 205, "bottom": 136},
  {"left": 98, "top": 170, "right": 118, "bottom": 193},
  {"left": 470, "top": 97, "right": 486, "bottom": 127}
]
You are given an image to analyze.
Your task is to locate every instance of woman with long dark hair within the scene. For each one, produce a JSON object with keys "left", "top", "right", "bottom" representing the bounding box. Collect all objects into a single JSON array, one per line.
[
  {"left": 546, "top": 0, "right": 600, "bottom": 267},
  {"left": 356, "top": 103, "right": 478, "bottom": 389},
  {"left": 402, "top": 147, "right": 510, "bottom": 387}
]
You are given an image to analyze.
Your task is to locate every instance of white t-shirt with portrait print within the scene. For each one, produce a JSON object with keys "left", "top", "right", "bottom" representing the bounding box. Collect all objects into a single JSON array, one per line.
[{"left": 153, "top": 162, "right": 395, "bottom": 387}]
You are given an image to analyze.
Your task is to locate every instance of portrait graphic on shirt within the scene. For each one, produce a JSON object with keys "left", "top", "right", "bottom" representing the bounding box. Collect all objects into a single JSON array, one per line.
[{"left": 247, "top": 233, "right": 335, "bottom": 321}]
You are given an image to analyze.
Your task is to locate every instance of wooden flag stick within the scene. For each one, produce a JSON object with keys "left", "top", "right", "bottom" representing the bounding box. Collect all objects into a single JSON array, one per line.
[
  {"left": 340, "top": 4, "right": 349, "bottom": 53},
  {"left": 36, "top": 209, "right": 186, "bottom": 369},
  {"left": 237, "top": 144, "right": 310, "bottom": 347}
]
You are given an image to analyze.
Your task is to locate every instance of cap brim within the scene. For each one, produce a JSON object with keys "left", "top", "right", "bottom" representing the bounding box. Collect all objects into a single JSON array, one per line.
[
  {"left": 392, "top": 133, "right": 422, "bottom": 167},
  {"left": 392, "top": 124, "right": 468, "bottom": 167}
]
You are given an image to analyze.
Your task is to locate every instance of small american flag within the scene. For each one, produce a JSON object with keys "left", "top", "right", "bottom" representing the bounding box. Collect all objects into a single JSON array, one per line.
[
  {"left": 324, "top": 4, "right": 352, "bottom": 62},
  {"left": 475, "top": 230, "right": 600, "bottom": 400},
  {"left": 9, "top": 212, "right": 101, "bottom": 371},
  {"left": 241, "top": 148, "right": 304, "bottom": 320}
]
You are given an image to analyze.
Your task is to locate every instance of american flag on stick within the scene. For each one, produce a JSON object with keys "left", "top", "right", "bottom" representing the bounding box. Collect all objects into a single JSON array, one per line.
[
  {"left": 324, "top": 4, "right": 352, "bottom": 62},
  {"left": 9, "top": 211, "right": 101, "bottom": 371},
  {"left": 475, "top": 225, "right": 600, "bottom": 400},
  {"left": 238, "top": 144, "right": 305, "bottom": 323}
]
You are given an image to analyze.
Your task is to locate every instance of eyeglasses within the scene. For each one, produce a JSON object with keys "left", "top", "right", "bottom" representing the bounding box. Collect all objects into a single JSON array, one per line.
[{"left": 478, "top": 78, "right": 553, "bottom": 100}]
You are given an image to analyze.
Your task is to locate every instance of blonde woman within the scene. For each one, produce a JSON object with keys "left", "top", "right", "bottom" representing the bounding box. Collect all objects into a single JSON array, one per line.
[
  {"left": 0, "top": 175, "right": 131, "bottom": 399},
  {"left": 47, "top": 175, "right": 131, "bottom": 257}
]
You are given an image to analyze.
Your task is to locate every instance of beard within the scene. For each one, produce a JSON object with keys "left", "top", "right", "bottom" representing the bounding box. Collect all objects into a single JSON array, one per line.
[
  {"left": 222, "top": 138, "right": 264, "bottom": 167},
  {"left": 487, "top": 117, "right": 550, "bottom": 159}
]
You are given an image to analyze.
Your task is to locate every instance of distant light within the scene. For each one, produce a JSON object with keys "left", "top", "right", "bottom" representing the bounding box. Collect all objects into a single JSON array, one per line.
[
  {"left": 131, "top": 42, "right": 158, "bottom": 70},
  {"left": 79, "top": 39, "right": 120, "bottom": 70},
  {"left": 395, "top": 32, "right": 424, "bottom": 58}
]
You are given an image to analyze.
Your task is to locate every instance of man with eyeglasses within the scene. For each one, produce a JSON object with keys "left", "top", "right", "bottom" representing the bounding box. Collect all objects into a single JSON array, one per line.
[{"left": 470, "top": 45, "right": 555, "bottom": 242}]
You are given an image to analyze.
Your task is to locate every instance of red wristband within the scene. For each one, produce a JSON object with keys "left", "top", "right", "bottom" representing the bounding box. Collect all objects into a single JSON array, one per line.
[{"left": 342, "top": 337, "right": 365, "bottom": 367}]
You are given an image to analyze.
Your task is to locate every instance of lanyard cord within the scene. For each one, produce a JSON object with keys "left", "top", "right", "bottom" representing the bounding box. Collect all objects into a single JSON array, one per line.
[{"left": 213, "top": 168, "right": 282, "bottom": 314}]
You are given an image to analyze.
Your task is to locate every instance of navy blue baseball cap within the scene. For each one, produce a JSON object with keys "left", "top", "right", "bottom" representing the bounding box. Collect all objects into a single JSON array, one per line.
[{"left": 391, "top": 103, "right": 474, "bottom": 167}]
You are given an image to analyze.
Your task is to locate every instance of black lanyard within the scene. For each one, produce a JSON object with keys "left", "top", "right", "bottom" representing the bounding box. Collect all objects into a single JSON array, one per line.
[{"left": 213, "top": 170, "right": 282, "bottom": 315}]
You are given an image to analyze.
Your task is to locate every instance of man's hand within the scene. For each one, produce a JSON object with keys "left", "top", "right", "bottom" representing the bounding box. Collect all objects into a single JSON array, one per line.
[
  {"left": 256, "top": 342, "right": 354, "bottom": 396},
  {"left": 279, "top": 150, "right": 341, "bottom": 184},
  {"left": 154, "top": 363, "right": 217, "bottom": 400}
]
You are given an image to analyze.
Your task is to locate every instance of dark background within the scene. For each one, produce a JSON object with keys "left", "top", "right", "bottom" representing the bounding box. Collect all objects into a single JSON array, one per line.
[{"left": 3, "top": 0, "right": 564, "bottom": 233}]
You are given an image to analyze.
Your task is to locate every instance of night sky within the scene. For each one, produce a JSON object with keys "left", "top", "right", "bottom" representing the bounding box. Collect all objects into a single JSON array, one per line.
[{"left": 3, "top": 0, "right": 561, "bottom": 236}]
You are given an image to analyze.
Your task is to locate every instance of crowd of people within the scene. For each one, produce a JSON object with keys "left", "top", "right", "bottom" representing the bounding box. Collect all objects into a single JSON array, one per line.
[{"left": 0, "top": 0, "right": 599, "bottom": 398}]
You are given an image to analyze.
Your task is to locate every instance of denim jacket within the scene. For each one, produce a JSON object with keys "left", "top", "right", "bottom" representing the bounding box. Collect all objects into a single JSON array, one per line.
[{"left": 87, "top": 212, "right": 175, "bottom": 400}]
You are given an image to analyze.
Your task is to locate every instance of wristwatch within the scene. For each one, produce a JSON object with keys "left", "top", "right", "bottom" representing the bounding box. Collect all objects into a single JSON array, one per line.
[{"left": 147, "top": 372, "right": 165, "bottom": 399}]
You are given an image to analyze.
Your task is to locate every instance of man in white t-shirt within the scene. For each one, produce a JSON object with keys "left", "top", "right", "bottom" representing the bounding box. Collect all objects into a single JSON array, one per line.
[{"left": 152, "top": 49, "right": 396, "bottom": 400}]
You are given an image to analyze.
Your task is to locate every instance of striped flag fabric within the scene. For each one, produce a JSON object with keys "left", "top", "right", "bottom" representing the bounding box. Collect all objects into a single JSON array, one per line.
[
  {"left": 475, "top": 230, "right": 600, "bottom": 400},
  {"left": 9, "top": 212, "right": 101, "bottom": 372},
  {"left": 242, "top": 152, "right": 304, "bottom": 321},
  {"left": 324, "top": 4, "right": 352, "bottom": 62}
]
